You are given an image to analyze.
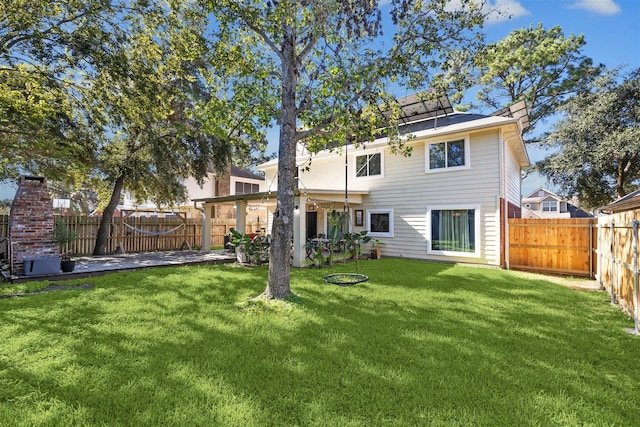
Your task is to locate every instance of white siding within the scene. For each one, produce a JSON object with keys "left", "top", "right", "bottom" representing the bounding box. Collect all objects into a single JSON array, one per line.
[
  {"left": 184, "top": 174, "right": 216, "bottom": 201},
  {"left": 297, "top": 153, "right": 352, "bottom": 191},
  {"left": 505, "top": 137, "right": 523, "bottom": 207},
  {"left": 258, "top": 126, "right": 523, "bottom": 267},
  {"left": 262, "top": 166, "right": 278, "bottom": 191},
  {"left": 353, "top": 129, "right": 502, "bottom": 265}
]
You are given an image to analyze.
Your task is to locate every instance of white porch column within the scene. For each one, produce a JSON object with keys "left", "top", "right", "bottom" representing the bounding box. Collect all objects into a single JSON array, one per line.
[
  {"left": 202, "top": 203, "right": 212, "bottom": 252},
  {"left": 292, "top": 196, "right": 306, "bottom": 267},
  {"left": 236, "top": 200, "right": 248, "bottom": 233}
]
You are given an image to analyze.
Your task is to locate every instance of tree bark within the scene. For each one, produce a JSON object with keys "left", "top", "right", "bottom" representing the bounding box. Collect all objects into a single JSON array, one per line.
[
  {"left": 265, "top": 23, "right": 297, "bottom": 300},
  {"left": 92, "top": 174, "right": 125, "bottom": 255}
]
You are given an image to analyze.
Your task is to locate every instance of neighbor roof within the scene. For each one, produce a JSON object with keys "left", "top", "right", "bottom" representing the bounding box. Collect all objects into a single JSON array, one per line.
[
  {"left": 231, "top": 165, "right": 264, "bottom": 181},
  {"left": 600, "top": 189, "right": 640, "bottom": 213}
]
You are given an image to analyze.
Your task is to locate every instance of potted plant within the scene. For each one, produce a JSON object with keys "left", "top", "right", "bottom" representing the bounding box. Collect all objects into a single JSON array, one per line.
[
  {"left": 370, "top": 239, "right": 385, "bottom": 259},
  {"left": 229, "top": 228, "right": 263, "bottom": 264},
  {"left": 52, "top": 218, "right": 78, "bottom": 272}
]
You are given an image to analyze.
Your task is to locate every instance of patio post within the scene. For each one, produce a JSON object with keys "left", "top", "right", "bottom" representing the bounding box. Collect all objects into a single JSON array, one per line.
[
  {"left": 292, "top": 196, "right": 306, "bottom": 267},
  {"left": 236, "top": 200, "right": 247, "bottom": 234},
  {"left": 202, "top": 203, "right": 212, "bottom": 252}
]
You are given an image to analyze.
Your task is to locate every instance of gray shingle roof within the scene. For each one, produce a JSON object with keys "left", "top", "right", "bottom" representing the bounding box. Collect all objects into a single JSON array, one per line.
[{"left": 231, "top": 165, "right": 264, "bottom": 181}]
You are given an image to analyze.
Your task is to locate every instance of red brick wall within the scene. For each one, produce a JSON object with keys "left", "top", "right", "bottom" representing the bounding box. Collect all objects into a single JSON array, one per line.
[
  {"left": 9, "top": 176, "right": 58, "bottom": 275},
  {"left": 508, "top": 202, "right": 521, "bottom": 218}
]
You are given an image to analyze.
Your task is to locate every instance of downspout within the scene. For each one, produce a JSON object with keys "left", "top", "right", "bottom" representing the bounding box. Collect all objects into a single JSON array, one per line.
[{"left": 502, "top": 118, "right": 526, "bottom": 270}]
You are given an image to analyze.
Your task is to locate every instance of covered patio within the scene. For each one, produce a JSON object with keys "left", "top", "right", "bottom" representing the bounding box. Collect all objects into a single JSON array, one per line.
[{"left": 193, "top": 188, "right": 368, "bottom": 267}]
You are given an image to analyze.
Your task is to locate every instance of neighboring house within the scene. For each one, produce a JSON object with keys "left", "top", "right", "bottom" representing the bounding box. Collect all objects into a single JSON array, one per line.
[
  {"left": 183, "top": 165, "right": 266, "bottom": 220},
  {"left": 117, "top": 165, "right": 266, "bottom": 220},
  {"left": 195, "top": 94, "right": 530, "bottom": 268},
  {"left": 521, "top": 188, "right": 593, "bottom": 219}
]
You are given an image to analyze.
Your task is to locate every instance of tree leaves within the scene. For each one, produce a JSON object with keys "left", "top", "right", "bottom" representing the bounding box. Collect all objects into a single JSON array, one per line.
[
  {"left": 474, "top": 24, "right": 604, "bottom": 134},
  {"left": 537, "top": 68, "right": 640, "bottom": 209}
]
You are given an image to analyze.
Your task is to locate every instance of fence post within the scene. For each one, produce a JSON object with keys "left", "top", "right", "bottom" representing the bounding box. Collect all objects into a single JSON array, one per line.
[
  {"left": 628, "top": 220, "right": 639, "bottom": 336},
  {"left": 609, "top": 222, "right": 616, "bottom": 305},
  {"left": 589, "top": 222, "right": 598, "bottom": 279},
  {"left": 597, "top": 223, "right": 604, "bottom": 290}
]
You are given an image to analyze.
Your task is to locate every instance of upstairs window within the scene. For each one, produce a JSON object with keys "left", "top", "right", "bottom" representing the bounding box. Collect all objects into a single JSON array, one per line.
[
  {"left": 542, "top": 201, "right": 558, "bottom": 212},
  {"left": 427, "top": 138, "right": 468, "bottom": 172},
  {"left": 235, "top": 181, "right": 260, "bottom": 195},
  {"left": 356, "top": 153, "right": 382, "bottom": 177}
]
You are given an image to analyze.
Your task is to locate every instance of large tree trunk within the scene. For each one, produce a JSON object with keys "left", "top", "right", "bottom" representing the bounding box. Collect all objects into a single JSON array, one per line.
[
  {"left": 92, "top": 174, "right": 125, "bottom": 255},
  {"left": 265, "top": 24, "right": 297, "bottom": 300}
]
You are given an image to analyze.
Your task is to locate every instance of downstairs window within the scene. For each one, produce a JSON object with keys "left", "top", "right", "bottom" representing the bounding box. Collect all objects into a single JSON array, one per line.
[{"left": 427, "top": 206, "right": 480, "bottom": 257}]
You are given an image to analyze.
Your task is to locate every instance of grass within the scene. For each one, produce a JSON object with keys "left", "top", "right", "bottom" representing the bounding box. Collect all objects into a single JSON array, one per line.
[{"left": 1, "top": 259, "right": 639, "bottom": 426}]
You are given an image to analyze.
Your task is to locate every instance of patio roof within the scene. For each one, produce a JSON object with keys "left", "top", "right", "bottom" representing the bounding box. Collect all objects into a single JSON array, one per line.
[{"left": 192, "top": 188, "right": 369, "bottom": 206}]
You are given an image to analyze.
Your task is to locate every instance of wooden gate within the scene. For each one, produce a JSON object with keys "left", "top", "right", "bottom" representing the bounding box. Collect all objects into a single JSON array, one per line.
[{"left": 508, "top": 218, "right": 597, "bottom": 277}]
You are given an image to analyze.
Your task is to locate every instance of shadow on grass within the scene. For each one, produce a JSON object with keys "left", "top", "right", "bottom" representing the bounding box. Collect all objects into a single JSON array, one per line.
[{"left": 0, "top": 260, "right": 639, "bottom": 426}]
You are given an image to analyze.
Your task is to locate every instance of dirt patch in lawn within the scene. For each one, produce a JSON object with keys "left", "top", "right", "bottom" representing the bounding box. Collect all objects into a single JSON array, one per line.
[{"left": 510, "top": 271, "right": 600, "bottom": 291}]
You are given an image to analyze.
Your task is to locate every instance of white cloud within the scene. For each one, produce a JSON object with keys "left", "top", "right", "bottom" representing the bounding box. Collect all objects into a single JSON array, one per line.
[
  {"left": 484, "top": 0, "right": 530, "bottom": 24},
  {"left": 569, "top": 0, "right": 621, "bottom": 15}
]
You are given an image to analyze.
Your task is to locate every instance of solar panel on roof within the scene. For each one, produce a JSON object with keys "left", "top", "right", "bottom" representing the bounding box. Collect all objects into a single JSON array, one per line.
[{"left": 381, "top": 91, "right": 454, "bottom": 124}]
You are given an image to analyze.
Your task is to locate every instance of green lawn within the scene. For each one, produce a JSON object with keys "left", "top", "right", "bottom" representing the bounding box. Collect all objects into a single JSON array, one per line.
[{"left": 1, "top": 259, "right": 638, "bottom": 426}]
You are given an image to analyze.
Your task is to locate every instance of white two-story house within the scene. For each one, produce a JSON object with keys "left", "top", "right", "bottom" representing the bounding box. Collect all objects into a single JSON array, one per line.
[
  {"left": 195, "top": 94, "right": 530, "bottom": 268},
  {"left": 521, "top": 188, "right": 592, "bottom": 219},
  {"left": 116, "top": 165, "right": 265, "bottom": 220}
]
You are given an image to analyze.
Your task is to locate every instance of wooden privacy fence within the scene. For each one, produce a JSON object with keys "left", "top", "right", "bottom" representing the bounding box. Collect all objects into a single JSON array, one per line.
[
  {"left": 0, "top": 214, "right": 260, "bottom": 256},
  {"left": 597, "top": 211, "right": 639, "bottom": 334},
  {"left": 0, "top": 214, "right": 7, "bottom": 238},
  {"left": 508, "top": 218, "right": 597, "bottom": 277}
]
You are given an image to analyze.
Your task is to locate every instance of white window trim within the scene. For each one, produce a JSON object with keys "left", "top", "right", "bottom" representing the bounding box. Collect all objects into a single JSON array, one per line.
[
  {"left": 230, "top": 177, "right": 264, "bottom": 196},
  {"left": 366, "top": 208, "right": 394, "bottom": 237},
  {"left": 426, "top": 204, "right": 480, "bottom": 258},
  {"left": 354, "top": 151, "right": 384, "bottom": 179},
  {"left": 425, "top": 136, "right": 470, "bottom": 173},
  {"left": 541, "top": 200, "right": 558, "bottom": 212}
]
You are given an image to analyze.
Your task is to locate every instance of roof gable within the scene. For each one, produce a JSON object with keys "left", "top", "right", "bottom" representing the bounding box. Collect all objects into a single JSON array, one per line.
[{"left": 524, "top": 188, "right": 560, "bottom": 200}]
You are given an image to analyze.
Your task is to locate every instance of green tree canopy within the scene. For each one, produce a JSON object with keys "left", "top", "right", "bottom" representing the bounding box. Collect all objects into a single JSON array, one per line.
[
  {"left": 537, "top": 68, "right": 640, "bottom": 209},
  {"left": 0, "top": 0, "right": 150, "bottom": 181},
  {"left": 474, "top": 24, "right": 604, "bottom": 133},
  {"left": 81, "top": 2, "right": 265, "bottom": 255},
  {"left": 1, "top": 1, "right": 266, "bottom": 254},
  {"left": 206, "top": 0, "right": 488, "bottom": 299}
]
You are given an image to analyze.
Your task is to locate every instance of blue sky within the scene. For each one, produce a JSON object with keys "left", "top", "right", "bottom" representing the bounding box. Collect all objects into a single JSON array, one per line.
[
  {"left": 480, "top": 0, "right": 640, "bottom": 194},
  {"left": 1, "top": 0, "right": 638, "bottom": 200},
  {"left": 264, "top": 0, "right": 639, "bottom": 195}
]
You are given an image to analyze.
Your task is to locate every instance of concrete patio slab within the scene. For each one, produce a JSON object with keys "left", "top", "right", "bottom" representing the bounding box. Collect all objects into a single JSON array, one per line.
[{"left": 2, "top": 250, "right": 236, "bottom": 283}]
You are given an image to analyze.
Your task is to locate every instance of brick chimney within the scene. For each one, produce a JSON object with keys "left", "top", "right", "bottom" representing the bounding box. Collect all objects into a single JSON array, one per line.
[{"left": 9, "top": 176, "right": 59, "bottom": 275}]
